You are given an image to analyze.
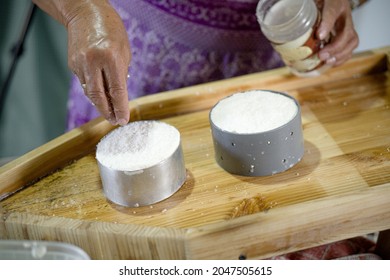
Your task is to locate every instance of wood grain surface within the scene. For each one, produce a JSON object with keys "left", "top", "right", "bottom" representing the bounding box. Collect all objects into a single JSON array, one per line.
[{"left": 0, "top": 47, "right": 389, "bottom": 259}]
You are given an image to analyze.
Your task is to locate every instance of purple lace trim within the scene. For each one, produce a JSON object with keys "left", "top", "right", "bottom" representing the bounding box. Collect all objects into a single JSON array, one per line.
[{"left": 145, "top": 0, "right": 260, "bottom": 30}]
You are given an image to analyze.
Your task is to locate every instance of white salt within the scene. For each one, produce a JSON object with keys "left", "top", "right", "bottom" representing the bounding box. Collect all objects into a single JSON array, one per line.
[
  {"left": 210, "top": 90, "right": 298, "bottom": 133},
  {"left": 96, "top": 121, "right": 180, "bottom": 171}
]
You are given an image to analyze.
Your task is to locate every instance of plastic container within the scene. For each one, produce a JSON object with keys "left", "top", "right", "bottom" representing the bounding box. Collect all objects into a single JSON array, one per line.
[
  {"left": 0, "top": 240, "right": 90, "bottom": 260},
  {"left": 256, "top": 0, "right": 332, "bottom": 77},
  {"left": 209, "top": 90, "right": 304, "bottom": 176}
]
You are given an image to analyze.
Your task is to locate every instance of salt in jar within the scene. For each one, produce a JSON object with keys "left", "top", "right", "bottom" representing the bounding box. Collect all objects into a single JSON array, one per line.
[{"left": 256, "top": 0, "right": 332, "bottom": 77}]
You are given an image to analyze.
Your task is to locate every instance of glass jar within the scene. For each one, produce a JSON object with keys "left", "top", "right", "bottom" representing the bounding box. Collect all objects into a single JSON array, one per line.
[{"left": 256, "top": 0, "right": 332, "bottom": 77}]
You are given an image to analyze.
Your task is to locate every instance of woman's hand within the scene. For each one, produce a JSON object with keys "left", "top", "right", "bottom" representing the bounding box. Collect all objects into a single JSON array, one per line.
[
  {"left": 317, "top": 0, "right": 359, "bottom": 66},
  {"left": 33, "top": 0, "right": 131, "bottom": 126}
]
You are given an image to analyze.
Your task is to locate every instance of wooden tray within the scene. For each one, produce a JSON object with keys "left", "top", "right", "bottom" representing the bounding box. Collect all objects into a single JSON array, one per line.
[{"left": 1, "top": 47, "right": 390, "bottom": 260}]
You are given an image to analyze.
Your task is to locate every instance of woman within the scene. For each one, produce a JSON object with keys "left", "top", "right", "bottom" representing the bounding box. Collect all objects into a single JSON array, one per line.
[
  {"left": 32, "top": 0, "right": 359, "bottom": 130},
  {"left": 31, "top": 0, "right": 378, "bottom": 260}
]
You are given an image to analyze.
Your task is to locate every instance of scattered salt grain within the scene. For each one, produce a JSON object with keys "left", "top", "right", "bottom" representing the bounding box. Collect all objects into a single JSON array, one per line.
[
  {"left": 96, "top": 121, "right": 180, "bottom": 171},
  {"left": 210, "top": 90, "right": 298, "bottom": 134}
]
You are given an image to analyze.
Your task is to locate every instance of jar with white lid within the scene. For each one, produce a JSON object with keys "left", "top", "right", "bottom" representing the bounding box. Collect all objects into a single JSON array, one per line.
[{"left": 256, "top": 0, "right": 332, "bottom": 77}]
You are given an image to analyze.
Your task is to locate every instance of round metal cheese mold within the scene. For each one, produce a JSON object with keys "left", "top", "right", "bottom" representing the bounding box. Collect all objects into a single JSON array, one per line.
[
  {"left": 209, "top": 90, "right": 304, "bottom": 177},
  {"left": 96, "top": 121, "right": 186, "bottom": 207}
]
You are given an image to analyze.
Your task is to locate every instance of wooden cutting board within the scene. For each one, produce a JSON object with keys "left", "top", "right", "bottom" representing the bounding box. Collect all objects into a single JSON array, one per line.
[{"left": 1, "top": 47, "right": 389, "bottom": 260}]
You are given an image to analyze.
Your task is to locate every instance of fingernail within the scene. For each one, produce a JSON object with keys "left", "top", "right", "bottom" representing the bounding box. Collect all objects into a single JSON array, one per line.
[
  {"left": 326, "top": 57, "right": 337, "bottom": 65},
  {"left": 319, "top": 52, "right": 330, "bottom": 61},
  {"left": 117, "top": 118, "right": 128, "bottom": 126},
  {"left": 109, "top": 118, "right": 117, "bottom": 125},
  {"left": 318, "top": 30, "right": 327, "bottom": 40}
]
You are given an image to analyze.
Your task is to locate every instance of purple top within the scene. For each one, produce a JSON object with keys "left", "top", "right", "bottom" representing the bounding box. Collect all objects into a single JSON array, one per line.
[{"left": 66, "top": 0, "right": 283, "bottom": 130}]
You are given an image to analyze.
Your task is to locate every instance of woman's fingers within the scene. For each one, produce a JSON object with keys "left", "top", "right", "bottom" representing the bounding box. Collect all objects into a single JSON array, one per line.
[
  {"left": 82, "top": 66, "right": 117, "bottom": 125},
  {"left": 102, "top": 55, "right": 130, "bottom": 126},
  {"left": 317, "top": 0, "right": 358, "bottom": 66},
  {"left": 79, "top": 55, "right": 130, "bottom": 126}
]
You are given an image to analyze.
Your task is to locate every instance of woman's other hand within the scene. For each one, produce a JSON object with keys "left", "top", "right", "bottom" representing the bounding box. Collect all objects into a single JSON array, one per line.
[{"left": 316, "top": 0, "right": 359, "bottom": 67}]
